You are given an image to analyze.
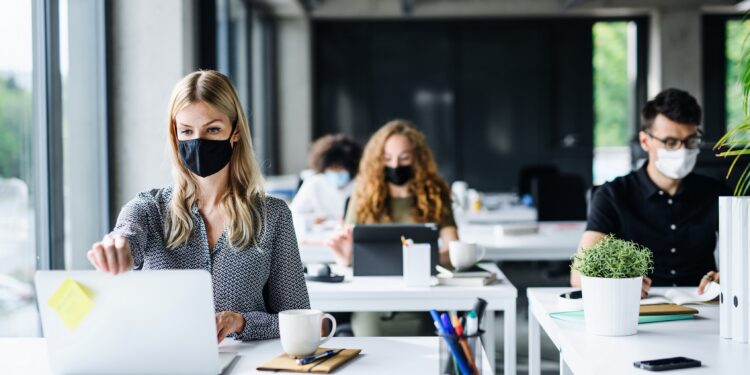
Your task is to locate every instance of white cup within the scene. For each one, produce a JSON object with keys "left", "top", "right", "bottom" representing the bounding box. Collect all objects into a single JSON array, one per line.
[
  {"left": 279, "top": 309, "right": 337, "bottom": 357},
  {"left": 448, "top": 241, "right": 486, "bottom": 271}
]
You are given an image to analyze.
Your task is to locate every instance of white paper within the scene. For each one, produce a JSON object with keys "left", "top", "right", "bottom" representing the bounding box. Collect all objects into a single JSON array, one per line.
[{"left": 639, "top": 282, "right": 721, "bottom": 306}]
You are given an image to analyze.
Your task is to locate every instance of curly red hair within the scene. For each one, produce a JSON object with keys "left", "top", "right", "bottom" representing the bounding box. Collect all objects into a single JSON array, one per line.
[{"left": 353, "top": 119, "right": 452, "bottom": 225}]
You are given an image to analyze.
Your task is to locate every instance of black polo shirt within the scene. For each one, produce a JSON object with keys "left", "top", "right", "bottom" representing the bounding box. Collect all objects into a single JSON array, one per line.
[{"left": 586, "top": 163, "right": 730, "bottom": 286}]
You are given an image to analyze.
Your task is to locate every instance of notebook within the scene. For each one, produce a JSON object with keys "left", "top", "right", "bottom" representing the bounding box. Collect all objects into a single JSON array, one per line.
[
  {"left": 256, "top": 347, "right": 361, "bottom": 374},
  {"left": 640, "top": 282, "right": 721, "bottom": 306},
  {"left": 436, "top": 273, "right": 497, "bottom": 287},
  {"left": 435, "top": 264, "right": 494, "bottom": 278},
  {"left": 549, "top": 310, "right": 696, "bottom": 324}
]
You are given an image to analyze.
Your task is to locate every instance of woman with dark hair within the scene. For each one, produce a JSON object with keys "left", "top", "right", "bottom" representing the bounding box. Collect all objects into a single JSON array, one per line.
[{"left": 291, "top": 134, "right": 362, "bottom": 225}]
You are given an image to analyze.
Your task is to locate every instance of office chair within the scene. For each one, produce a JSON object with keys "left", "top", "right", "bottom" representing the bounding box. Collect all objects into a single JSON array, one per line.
[
  {"left": 531, "top": 173, "right": 587, "bottom": 221},
  {"left": 518, "top": 164, "right": 559, "bottom": 198},
  {"left": 586, "top": 185, "right": 600, "bottom": 218}
]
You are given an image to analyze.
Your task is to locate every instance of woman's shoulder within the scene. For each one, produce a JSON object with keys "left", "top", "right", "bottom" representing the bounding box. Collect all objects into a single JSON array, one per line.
[
  {"left": 261, "top": 194, "right": 292, "bottom": 217},
  {"left": 124, "top": 186, "right": 174, "bottom": 213},
  {"left": 302, "top": 173, "right": 328, "bottom": 185}
]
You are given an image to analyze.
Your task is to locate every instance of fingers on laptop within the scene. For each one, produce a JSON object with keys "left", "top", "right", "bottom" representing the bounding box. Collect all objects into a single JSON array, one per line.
[
  {"left": 87, "top": 234, "right": 132, "bottom": 275},
  {"left": 215, "top": 312, "right": 243, "bottom": 343}
]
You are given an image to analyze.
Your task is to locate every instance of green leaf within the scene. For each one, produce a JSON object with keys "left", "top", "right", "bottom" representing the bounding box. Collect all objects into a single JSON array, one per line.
[{"left": 571, "top": 235, "right": 654, "bottom": 278}]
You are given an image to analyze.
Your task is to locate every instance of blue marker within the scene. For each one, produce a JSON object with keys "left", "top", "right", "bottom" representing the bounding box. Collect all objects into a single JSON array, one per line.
[
  {"left": 296, "top": 349, "right": 340, "bottom": 365},
  {"left": 430, "top": 309, "right": 473, "bottom": 375},
  {"left": 440, "top": 312, "right": 456, "bottom": 335}
]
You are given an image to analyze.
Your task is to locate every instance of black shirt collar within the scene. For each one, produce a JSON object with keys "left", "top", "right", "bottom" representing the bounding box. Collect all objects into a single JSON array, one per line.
[
  {"left": 636, "top": 161, "right": 694, "bottom": 199},
  {"left": 636, "top": 163, "right": 660, "bottom": 198}
]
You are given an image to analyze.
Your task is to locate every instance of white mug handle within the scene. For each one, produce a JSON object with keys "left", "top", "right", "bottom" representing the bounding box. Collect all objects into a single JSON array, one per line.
[
  {"left": 476, "top": 245, "right": 486, "bottom": 263},
  {"left": 319, "top": 313, "right": 337, "bottom": 345}
]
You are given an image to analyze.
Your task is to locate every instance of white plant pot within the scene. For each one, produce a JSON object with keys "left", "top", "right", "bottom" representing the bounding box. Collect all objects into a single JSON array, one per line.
[{"left": 580, "top": 275, "right": 642, "bottom": 336}]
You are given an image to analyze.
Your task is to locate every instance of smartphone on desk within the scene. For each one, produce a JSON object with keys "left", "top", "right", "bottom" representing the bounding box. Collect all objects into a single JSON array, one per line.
[{"left": 634, "top": 357, "right": 701, "bottom": 371}]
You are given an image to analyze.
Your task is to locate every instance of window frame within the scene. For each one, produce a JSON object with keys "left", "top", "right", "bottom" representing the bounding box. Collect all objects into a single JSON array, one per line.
[{"left": 31, "top": 0, "right": 110, "bottom": 272}]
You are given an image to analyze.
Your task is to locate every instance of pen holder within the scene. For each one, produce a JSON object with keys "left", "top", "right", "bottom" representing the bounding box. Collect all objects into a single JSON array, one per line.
[
  {"left": 403, "top": 243, "right": 431, "bottom": 287},
  {"left": 438, "top": 330, "right": 484, "bottom": 375}
]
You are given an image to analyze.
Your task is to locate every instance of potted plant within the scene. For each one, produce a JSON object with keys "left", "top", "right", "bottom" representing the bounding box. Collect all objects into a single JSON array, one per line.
[{"left": 571, "top": 235, "right": 653, "bottom": 336}]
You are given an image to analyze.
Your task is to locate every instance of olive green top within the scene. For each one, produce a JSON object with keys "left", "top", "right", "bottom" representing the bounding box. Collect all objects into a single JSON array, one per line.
[{"left": 344, "top": 196, "right": 456, "bottom": 228}]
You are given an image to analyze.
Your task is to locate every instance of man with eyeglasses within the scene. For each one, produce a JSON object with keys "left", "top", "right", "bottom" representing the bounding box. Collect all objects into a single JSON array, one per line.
[{"left": 570, "top": 88, "right": 729, "bottom": 296}]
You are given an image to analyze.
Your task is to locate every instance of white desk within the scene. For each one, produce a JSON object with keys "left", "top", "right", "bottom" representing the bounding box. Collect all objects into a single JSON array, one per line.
[
  {"left": 307, "top": 264, "right": 518, "bottom": 374},
  {"left": 527, "top": 287, "right": 750, "bottom": 375},
  {"left": 0, "top": 336, "right": 493, "bottom": 374},
  {"left": 299, "top": 222, "right": 585, "bottom": 264},
  {"left": 455, "top": 207, "right": 537, "bottom": 225},
  {"left": 458, "top": 222, "right": 584, "bottom": 261}
]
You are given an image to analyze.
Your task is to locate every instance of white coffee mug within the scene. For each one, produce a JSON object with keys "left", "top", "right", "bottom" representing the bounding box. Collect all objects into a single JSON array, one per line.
[
  {"left": 448, "top": 241, "right": 486, "bottom": 271},
  {"left": 279, "top": 309, "right": 337, "bottom": 357}
]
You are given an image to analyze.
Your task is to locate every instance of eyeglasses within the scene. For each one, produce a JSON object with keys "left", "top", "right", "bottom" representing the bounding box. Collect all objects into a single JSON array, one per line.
[{"left": 644, "top": 131, "right": 703, "bottom": 150}]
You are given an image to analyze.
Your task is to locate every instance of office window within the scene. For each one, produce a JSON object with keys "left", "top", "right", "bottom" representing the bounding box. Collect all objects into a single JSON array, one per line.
[
  {"left": 592, "top": 21, "right": 636, "bottom": 185},
  {"left": 0, "top": 0, "right": 39, "bottom": 337},
  {"left": 726, "top": 19, "right": 750, "bottom": 131}
]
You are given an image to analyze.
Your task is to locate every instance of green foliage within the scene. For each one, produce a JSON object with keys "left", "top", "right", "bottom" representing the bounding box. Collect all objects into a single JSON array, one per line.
[
  {"left": 715, "top": 18, "right": 750, "bottom": 196},
  {"left": 0, "top": 76, "right": 33, "bottom": 179},
  {"left": 726, "top": 20, "right": 750, "bottom": 131},
  {"left": 593, "top": 22, "right": 629, "bottom": 148},
  {"left": 571, "top": 235, "right": 653, "bottom": 279}
]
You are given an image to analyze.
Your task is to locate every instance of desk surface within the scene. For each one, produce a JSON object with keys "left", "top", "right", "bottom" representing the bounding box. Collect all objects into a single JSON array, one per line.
[
  {"left": 299, "top": 221, "right": 585, "bottom": 264},
  {"left": 0, "top": 336, "right": 492, "bottom": 375},
  {"left": 458, "top": 221, "right": 584, "bottom": 260},
  {"left": 308, "top": 264, "right": 517, "bottom": 312},
  {"left": 528, "top": 287, "right": 750, "bottom": 375}
]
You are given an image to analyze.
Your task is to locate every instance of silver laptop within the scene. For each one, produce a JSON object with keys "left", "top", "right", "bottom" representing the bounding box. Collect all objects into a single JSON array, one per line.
[{"left": 35, "top": 270, "right": 238, "bottom": 374}]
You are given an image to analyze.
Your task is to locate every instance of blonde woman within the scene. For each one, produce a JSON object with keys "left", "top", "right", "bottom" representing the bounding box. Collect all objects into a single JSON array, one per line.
[
  {"left": 326, "top": 119, "right": 458, "bottom": 336},
  {"left": 86, "top": 70, "right": 309, "bottom": 342}
]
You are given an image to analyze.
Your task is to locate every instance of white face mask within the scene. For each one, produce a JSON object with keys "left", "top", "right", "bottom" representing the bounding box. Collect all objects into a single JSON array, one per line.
[{"left": 654, "top": 148, "right": 699, "bottom": 180}]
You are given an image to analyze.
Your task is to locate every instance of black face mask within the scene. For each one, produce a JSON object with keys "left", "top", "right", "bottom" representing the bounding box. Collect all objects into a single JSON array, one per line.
[
  {"left": 178, "top": 124, "right": 235, "bottom": 178},
  {"left": 384, "top": 166, "right": 413, "bottom": 186}
]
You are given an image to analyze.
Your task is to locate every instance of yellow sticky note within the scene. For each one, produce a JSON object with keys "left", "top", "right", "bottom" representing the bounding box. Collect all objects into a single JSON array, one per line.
[{"left": 47, "top": 278, "right": 94, "bottom": 330}]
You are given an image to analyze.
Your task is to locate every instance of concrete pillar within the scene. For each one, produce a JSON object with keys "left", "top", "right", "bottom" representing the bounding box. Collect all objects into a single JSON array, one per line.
[
  {"left": 648, "top": 7, "right": 703, "bottom": 103},
  {"left": 276, "top": 17, "right": 312, "bottom": 175},
  {"left": 109, "top": 0, "right": 196, "bottom": 212}
]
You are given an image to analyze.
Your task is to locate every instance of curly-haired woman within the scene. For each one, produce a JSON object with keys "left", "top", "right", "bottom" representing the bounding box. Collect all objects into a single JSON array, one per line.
[
  {"left": 326, "top": 119, "right": 458, "bottom": 336},
  {"left": 290, "top": 134, "right": 362, "bottom": 225}
]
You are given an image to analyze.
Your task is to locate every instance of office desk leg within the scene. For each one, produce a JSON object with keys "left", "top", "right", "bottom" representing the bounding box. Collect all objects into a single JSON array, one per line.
[
  {"left": 483, "top": 311, "right": 496, "bottom": 373},
  {"left": 528, "top": 306, "right": 540, "bottom": 375},
  {"left": 559, "top": 352, "right": 572, "bottom": 375},
  {"left": 503, "top": 302, "right": 517, "bottom": 375}
]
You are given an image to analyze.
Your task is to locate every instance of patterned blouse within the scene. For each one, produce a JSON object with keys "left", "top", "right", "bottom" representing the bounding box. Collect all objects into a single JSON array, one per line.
[{"left": 112, "top": 186, "right": 310, "bottom": 341}]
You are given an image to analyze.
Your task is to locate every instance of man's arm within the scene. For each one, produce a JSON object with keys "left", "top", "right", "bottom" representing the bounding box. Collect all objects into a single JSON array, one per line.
[{"left": 570, "top": 230, "right": 607, "bottom": 287}]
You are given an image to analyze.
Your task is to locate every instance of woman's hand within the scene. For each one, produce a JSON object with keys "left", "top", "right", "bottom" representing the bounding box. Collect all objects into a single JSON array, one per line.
[
  {"left": 325, "top": 225, "right": 353, "bottom": 267},
  {"left": 697, "top": 271, "right": 720, "bottom": 295},
  {"left": 87, "top": 233, "right": 133, "bottom": 275},
  {"left": 215, "top": 311, "right": 245, "bottom": 343}
]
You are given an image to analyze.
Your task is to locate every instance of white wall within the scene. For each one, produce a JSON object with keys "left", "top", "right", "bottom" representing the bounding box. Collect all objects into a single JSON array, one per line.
[{"left": 109, "top": 0, "right": 196, "bottom": 212}]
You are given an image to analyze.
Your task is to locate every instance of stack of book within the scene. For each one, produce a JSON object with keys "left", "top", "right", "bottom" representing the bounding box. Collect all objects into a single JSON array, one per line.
[{"left": 436, "top": 265, "right": 497, "bottom": 287}]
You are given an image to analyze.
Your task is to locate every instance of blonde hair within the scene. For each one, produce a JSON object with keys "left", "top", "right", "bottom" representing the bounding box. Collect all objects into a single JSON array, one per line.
[
  {"left": 165, "top": 70, "right": 265, "bottom": 250},
  {"left": 353, "top": 119, "right": 452, "bottom": 224}
]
